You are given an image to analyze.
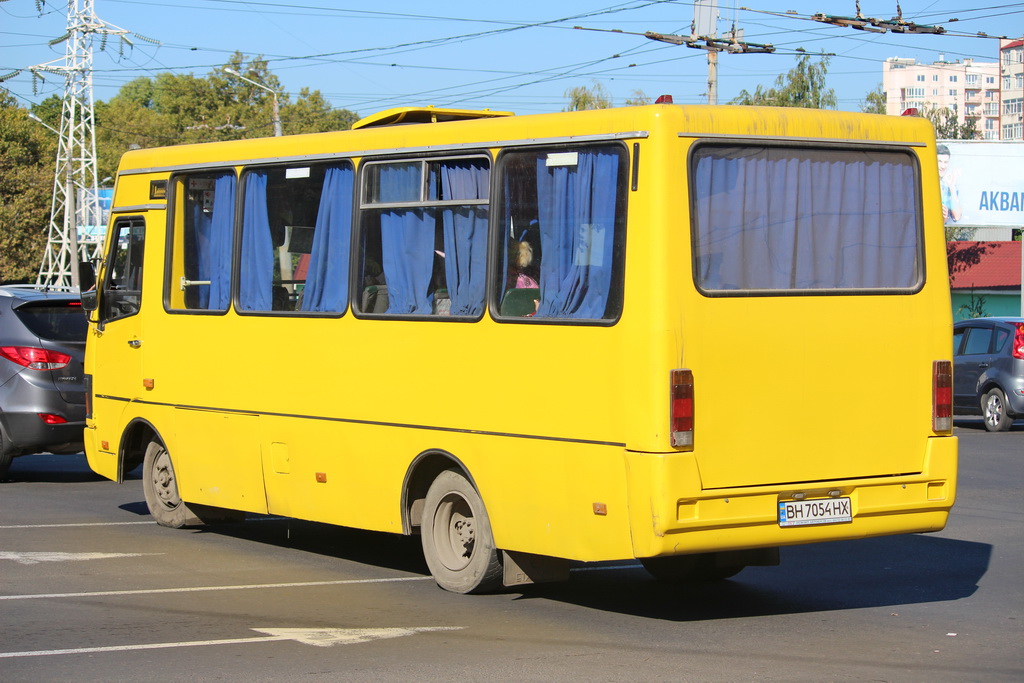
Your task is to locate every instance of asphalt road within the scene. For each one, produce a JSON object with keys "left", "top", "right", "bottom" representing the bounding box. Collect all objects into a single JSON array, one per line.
[{"left": 1, "top": 421, "right": 1021, "bottom": 682}]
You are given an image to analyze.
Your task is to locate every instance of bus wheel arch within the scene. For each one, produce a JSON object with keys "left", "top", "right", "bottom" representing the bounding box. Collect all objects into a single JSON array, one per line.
[
  {"left": 402, "top": 450, "right": 503, "bottom": 594},
  {"left": 117, "top": 418, "right": 161, "bottom": 483},
  {"left": 402, "top": 450, "right": 475, "bottom": 535}
]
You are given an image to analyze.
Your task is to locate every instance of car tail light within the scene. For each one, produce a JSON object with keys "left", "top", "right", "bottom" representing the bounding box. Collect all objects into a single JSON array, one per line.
[
  {"left": 0, "top": 346, "right": 72, "bottom": 370},
  {"left": 671, "top": 369, "right": 694, "bottom": 449},
  {"left": 38, "top": 413, "right": 68, "bottom": 425},
  {"left": 1012, "top": 323, "right": 1024, "bottom": 361},
  {"left": 933, "top": 360, "right": 953, "bottom": 435}
]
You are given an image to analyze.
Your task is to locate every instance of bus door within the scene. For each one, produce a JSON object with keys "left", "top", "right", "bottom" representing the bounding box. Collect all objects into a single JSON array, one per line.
[{"left": 90, "top": 215, "right": 147, "bottom": 481}]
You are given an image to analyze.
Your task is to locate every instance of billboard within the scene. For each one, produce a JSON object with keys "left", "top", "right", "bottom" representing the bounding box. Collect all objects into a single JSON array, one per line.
[{"left": 938, "top": 140, "right": 1024, "bottom": 228}]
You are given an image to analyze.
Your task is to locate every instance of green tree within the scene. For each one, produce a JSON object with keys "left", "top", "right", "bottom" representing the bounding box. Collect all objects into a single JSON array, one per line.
[
  {"left": 860, "top": 84, "right": 886, "bottom": 114},
  {"left": 564, "top": 81, "right": 613, "bottom": 111},
  {"left": 282, "top": 88, "right": 358, "bottom": 135},
  {"left": 922, "top": 105, "right": 978, "bottom": 140},
  {"left": 0, "top": 92, "right": 55, "bottom": 282},
  {"left": 624, "top": 89, "right": 652, "bottom": 106},
  {"left": 730, "top": 55, "right": 837, "bottom": 109},
  {"left": 92, "top": 53, "right": 359, "bottom": 179}
]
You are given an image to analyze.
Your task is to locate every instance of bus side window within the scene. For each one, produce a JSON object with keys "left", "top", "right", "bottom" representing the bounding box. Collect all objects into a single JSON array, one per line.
[
  {"left": 101, "top": 216, "right": 145, "bottom": 322},
  {"left": 238, "top": 162, "right": 353, "bottom": 314},
  {"left": 496, "top": 145, "right": 627, "bottom": 321},
  {"left": 168, "top": 171, "right": 236, "bottom": 312},
  {"left": 357, "top": 157, "right": 488, "bottom": 318}
]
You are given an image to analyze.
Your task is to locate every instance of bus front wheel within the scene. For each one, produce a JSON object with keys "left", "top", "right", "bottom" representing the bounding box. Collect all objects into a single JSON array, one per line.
[
  {"left": 142, "top": 440, "right": 193, "bottom": 528},
  {"left": 420, "top": 469, "right": 503, "bottom": 594}
]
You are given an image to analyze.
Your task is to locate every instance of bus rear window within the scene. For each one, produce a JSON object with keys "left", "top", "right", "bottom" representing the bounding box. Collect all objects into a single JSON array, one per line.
[{"left": 690, "top": 145, "right": 922, "bottom": 295}]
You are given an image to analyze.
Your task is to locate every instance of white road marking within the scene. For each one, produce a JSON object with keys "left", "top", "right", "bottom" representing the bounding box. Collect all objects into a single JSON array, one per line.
[
  {"left": 0, "top": 627, "right": 462, "bottom": 658},
  {"left": 0, "top": 576, "right": 433, "bottom": 601},
  {"left": 0, "top": 551, "right": 158, "bottom": 565},
  {"left": 0, "top": 521, "right": 153, "bottom": 529}
]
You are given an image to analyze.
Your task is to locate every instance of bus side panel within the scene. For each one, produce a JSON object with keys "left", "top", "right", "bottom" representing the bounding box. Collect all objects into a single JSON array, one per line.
[
  {"left": 253, "top": 420, "right": 635, "bottom": 561},
  {"left": 169, "top": 408, "right": 267, "bottom": 514}
]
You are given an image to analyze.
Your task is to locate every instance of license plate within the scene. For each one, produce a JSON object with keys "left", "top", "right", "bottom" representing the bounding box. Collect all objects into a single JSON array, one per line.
[{"left": 778, "top": 497, "right": 852, "bottom": 527}]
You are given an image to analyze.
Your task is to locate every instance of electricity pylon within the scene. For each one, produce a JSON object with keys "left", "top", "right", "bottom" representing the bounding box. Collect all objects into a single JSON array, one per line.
[{"left": 24, "top": 2, "right": 134, "bottom": 289}]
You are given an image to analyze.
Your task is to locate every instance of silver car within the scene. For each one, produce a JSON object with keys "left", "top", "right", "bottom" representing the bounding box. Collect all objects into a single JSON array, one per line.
[
  {"left": 953, "top": 317, "right": 1024, "bottom": 432},
  {"left": 0, "top": 286, "right": 88, "bottom": 478}
]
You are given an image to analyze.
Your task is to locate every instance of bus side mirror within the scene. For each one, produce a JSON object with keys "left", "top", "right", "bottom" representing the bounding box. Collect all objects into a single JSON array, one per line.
[
  {"left": 79, "top": 260, "right": 96, "bottom": 292},
  {"left": 79, "top": 261, "right": 98, "bottom": 312},
  {"left": 80, "top": 289, "right": 98, "bottom": 312}
]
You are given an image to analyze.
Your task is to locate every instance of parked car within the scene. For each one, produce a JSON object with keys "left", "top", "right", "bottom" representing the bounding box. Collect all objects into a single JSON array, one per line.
[
  {"left": 0, "top": 286, "right": 88, "bottom": 478},
  {"left": 953, "top": 317, "right": 1024, "bottom": 432}
]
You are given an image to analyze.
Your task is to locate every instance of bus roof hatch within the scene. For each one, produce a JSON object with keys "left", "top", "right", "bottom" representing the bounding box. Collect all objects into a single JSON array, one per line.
[{"left": 352, "top": 106, "right": 515, "bottom": 129}]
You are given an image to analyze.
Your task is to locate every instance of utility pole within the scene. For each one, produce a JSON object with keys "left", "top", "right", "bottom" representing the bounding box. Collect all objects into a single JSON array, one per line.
[
  {"left": 224, "top": 67, "right": 283, "bottom": 137},
  {"left": 22, "top": 1, "right": 139, "bottom": 290},
  {"left": 644, "top": 1, "right": 774, "bottom": 105}
]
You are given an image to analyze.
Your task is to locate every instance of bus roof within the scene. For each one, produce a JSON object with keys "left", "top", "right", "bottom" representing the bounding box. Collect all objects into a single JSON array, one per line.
[{"left": 352, "top": 106, "right": 515, "bottom": 129}]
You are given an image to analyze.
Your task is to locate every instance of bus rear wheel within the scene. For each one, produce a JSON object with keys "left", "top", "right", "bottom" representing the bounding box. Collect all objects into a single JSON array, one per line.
[
  {"left": 641, "top": 553, "right": 745, "bottom": 582},
  {"left": 420, "top": 469, "right": 503, "bottom": 594},
  {"left": 142, "top": 440, "right": 193, "bottom": 528}
]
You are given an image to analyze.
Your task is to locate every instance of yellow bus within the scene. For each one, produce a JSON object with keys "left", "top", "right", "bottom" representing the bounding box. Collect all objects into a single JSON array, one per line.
[{"left": 81, "top": 103, "right": 957, "bottom": 593}]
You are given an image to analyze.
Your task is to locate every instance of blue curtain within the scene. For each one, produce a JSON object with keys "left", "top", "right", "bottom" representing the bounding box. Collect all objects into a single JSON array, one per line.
[
  {"left": 191, "top": 202, "right": 212, "bottom": 308},
  {"left": 440, "top": 161, "right": 488, "bottom": 316},
  {"left": 381, "top": 209, "right": 435, "bottom": 314},
  {"left": 239, "top": 172, "right": 274, "bottom": 310},
  {"left": 205, "top": 174, "right": 236, "bottom": 310},
  {"left": 302, "top": 165, "right": 353, "bottom": 312},
  {"left": 535, "top": 150, "right": 619, "bottom": 319},
  {"left": 379, "top": 164, "right": 434, "bottom": 314},
  {"left": 693, "top": 147, "right": 919, "bottom": 291}
]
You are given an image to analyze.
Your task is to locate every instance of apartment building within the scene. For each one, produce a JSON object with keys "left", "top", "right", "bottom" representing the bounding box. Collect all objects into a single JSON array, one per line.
[
  {"left": 884, "top": 56, "right": 1001, "bottom": 139},
  {"left": 1001, "top": 39, "right": 1024, "bottom": 140}
]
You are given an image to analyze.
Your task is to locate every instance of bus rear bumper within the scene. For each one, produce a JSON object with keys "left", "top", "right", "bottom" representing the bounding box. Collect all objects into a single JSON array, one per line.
[{"left": 626, "top": 435, "right": 958, "bottom": 559}]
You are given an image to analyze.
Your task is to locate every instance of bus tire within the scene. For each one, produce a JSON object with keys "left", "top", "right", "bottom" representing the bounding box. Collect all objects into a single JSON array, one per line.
[
  {"left": 641, "top": 553, "right": 745, "bottom": 582},
  {"left": 142, "top": 440, "right": 195, "bottom": 528},
  {"left": 420, "top": 469, "right": 503, "bottom": 594},
  {"left": 982, "top": 388, "right": 1014, "bottom": 432}
]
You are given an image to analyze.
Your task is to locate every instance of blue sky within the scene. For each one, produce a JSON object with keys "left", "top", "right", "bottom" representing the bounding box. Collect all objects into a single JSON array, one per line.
[{"left": 2, "top": 1, "right": 1021, "bottom": 119}]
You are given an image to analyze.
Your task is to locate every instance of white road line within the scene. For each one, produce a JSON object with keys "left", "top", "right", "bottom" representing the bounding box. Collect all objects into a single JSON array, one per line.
[
  {"left": 0, "top": 627, "right": 463, "bottom": 658},
  {"left": 0, "top": 576, "right": 433, "bottom": 601},
  {"left": 0, "top": 528, "right": 153, "bottom": 532},
  {"left": 0, "top": 636, "right": 276, "bottom": 658},
  {"left": 0, "top": 552, "right": 159, "bottom": 565}
]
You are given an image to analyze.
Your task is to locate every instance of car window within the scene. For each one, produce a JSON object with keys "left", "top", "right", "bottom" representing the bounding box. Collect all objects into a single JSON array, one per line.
[
  {"left": 953, "top": 329, "right": 965, "bottom": 355},
  {"left": 993, "top": 327, "right": 1010, "bottom": 354},
  {"left": 962, "top": 327, "right": 994, "bottom": 355},
  {"left": 13, "top": 302, "right": 88, "bottom": 341}
]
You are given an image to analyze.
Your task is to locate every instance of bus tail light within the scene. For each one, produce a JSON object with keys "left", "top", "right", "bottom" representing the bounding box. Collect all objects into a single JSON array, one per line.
[
  {"left": 933, "top": 360, "right": 953, "bottom": 435},
  {"left": 671, "top": 369, "right": 694, "bottom": 449}
]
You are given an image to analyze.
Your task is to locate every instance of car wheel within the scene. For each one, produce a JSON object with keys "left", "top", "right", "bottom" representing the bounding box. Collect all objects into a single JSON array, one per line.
[
  {"left": 641, "top": 553, "right": 745, "bottom": 582},
  {"left": 982, "top": 388, "right": 1014, "bottom": 432},
  {"left": 420, "top": 469, "right": 503, "bottom": 594},
  {"left": 142, "top": 440, "right": 195, "bottom": 527}
]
